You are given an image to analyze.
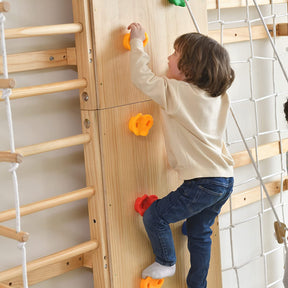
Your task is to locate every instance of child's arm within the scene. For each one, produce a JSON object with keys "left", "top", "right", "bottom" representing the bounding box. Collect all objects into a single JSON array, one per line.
[{"left": 128, "top": 23, "right": 176, "bottom": 112}]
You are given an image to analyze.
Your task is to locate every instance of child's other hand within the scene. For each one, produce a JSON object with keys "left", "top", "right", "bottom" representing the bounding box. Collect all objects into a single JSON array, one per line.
[{"left": 128, "top": 23, "right": 146, "bottom": 42}]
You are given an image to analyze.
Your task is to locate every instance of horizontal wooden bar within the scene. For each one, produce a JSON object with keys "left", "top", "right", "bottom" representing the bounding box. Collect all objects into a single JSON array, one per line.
[
  {"left": 4, "top": 23, "right": 83, "bottom": 40},
  {"left": 0, "top": 48, "right": 76, "bottom": 74},
  {"left": 221, "top": 179, "right": 287, "bottom": 214},
  {"left": 0, "top": 187, "right": 94, "bottom": 223},
  {"left": 277, "top": 23, "right": 288, "bottom": 36},
  {"left": 0, "top": 2, "right": 10, "bottom": 13},
  {"left": 209, "top": 25, "right": 269, "bottom": 44},
  {"left": 12, "top": 134, "right": 90, "bottom": 157},
  {"left": 1, "top": 254, "right": 88, "bottom": 287},
  {"left": 0, "top": 225, "right": 29, "bottom": 242},
  {"left": 0, "top": 240, "right": 98, "bottom": 282},
  {"left": 0, "top": 79, "right": 87, "bottom": 101},
  {"left": 0, "top": 152, "right": 23, "bottom": 163},
  {"left": 207, "top": 0, "right": 287, "bottom": 10},
  {"left": 232, "top": 138, "right": 288, "bottom": 168},
  {"left": 0, "top": 282, "right": 10, "bottom": 288},
  {"left": 0, "top": 78, "right": 15, "bottom": 89}
]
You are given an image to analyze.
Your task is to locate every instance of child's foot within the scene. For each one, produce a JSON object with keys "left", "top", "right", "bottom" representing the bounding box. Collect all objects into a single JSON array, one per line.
[{"left": 142, "top": 262, "right": 176, "bottom": 279}]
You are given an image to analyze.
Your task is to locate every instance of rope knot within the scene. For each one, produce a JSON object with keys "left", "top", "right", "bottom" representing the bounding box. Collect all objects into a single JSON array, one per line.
[
  {"left": 9, "top": 163, "right": 19, "bottom": 173},
  {"left": 2, "top": 88, "right": 12, "bottom": 100},
  {"left": 17, "top": 241, "right": 27, "bottom": 250},
  {"left": 0, "top": 13, "right": 6, "bottom": 24}
]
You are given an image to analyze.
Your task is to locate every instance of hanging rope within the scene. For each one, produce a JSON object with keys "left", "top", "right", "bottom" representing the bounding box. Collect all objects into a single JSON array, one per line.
[{"left": 0, "top": 9, "right": 29, "bottom": 288}]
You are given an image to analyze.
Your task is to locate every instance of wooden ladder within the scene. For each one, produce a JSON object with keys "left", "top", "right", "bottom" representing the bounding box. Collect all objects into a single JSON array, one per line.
[{"left": 0, "top": 0, "right": 109, "bottom": 287}]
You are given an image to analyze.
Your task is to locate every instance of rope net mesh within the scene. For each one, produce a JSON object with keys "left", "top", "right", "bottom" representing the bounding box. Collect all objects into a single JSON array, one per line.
[{"left": 207, "top": 1, "right": 288, "bottom": 287}]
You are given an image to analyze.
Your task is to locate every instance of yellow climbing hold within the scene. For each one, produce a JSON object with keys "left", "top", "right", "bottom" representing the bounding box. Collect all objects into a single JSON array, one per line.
[
  {"left": 140, "top": 277, "right": 164, "bottom": 288},
  {"left": 129, "top": 113, "right": 153, "bottom": 136}
]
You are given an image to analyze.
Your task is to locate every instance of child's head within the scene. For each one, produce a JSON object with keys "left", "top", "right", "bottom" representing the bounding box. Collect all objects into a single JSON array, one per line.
[{"left": 172, "top": 33, "right": 235, "bottom": 97}]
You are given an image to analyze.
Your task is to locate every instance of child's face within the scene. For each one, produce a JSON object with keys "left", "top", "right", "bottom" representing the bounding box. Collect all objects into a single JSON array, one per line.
[{"left": 167, "top": 50, "right": 185, "bottom": 81}]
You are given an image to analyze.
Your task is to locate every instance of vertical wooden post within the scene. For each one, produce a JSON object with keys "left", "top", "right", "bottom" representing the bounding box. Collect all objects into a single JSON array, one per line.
[{"left": 72, "top": 0, "right": 110, "bottom": 287}]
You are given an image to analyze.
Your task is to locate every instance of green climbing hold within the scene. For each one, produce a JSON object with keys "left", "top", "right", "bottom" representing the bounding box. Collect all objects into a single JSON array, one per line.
[{"left": 168, "top": 0, "right": 186, "bottom": 7}]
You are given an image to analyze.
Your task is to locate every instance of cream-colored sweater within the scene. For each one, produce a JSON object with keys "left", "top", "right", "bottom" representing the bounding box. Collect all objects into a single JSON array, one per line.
[{"left": 130, "top": 38, "right": 234, "bottom": 180}]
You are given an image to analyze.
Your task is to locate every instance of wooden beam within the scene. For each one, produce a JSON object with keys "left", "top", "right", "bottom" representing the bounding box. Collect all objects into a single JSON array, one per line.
[
  {"left": 2, "top": 254, "right": 85, "bottom": 287},
  {"left": 0, "top": 282, "right": 10, "bottom": 288},
  {"left": 4, "top": 23, "right": 82, "bottom": 39},
  {"left": 0, "top": 79, "right": 87, "bottom": 101},
  {"left": 0, "top": 187, "right": 94, "bottom": 223},
  {"left": 0, "top": 241, "right": 98, "bottom": 284},
  {"left": 0, "top": 2, "right": 10, "bottom": 13},
  {"left": 232, "top": 138, "right": 288, "bottom": 168},
  {"left": 0, "top": 48, "right": 76, "bottom": 74},
  {"left": 0, "top": 225, "right": 29, "bottom": 242},
  {"left": 207, "top": 0, "right": 287, "bottom": 10},
  {"left": 0, "top": 152, "right": 23, "bottom": 163},
  {"left": 276, "top": 23, "right": 288, "bottom": 36},
  {"left": 221, "top": 179, "right": 287, "bottom": 214},
  {"left": 208, "top": 23, "right": 288, "bottom": 44},
  {"left": 11, "top": 133, "right": 90, "bottom": 157}
]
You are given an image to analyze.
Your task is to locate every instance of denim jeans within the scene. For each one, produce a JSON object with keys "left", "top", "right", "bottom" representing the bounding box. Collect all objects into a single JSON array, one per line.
[{"left": 143, "top": 177, "right": 234, "bottom": 288}]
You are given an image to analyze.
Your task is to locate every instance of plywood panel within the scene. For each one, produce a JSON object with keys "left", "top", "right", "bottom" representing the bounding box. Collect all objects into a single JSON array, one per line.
[
  {"left": 90, "top": 0, "right": 207, "bottom": 109},
  {"left": 89, "top": 1, "right": 210, "bottom": 287},
  {"left": 99, "top": 101, "right": 190, "bottom": 287}
]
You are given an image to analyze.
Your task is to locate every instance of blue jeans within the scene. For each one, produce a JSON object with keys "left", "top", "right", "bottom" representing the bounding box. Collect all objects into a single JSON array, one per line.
[{"left": 143, "top": 177, "right": 234, "bottom": 288}]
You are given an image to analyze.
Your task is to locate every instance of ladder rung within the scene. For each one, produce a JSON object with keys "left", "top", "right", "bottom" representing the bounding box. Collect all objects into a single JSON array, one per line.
[
  {"left": 0, "top": 79, "right": 87, "bottom": 101},
  {"left": 0, "top": 240, "right": 98, "bottom": 282},
  {"left": 0, "top": 2, "right": 9, "bottom": 13},
  {"left": 0, "top": 79, "right": 15, "bottom": 89},
  {"left": 0, "top": 152, "right": 23, "bottom": 163},
  {"left": 221, "top": 178, "right": 286, "bottom": 214},
  {"left": 0, "top": 187, "right": 94, "bottom": 222},
  {"left": 207, "top": 0, "right": 286, "bottom": 9},
  {"left": 232, "top": 138, "right": 288, "bottom": 168},
  {"left": 0, "top": 225, "right": 29, "bottom": 242},
  {"left": 0, "top": 48, "right": 76, "bottom": 74},
  {"left": 11, "top": 134, "right": 91, "bottom": 157},
  {"left": 5, "top": 23, "right": 83, "bottom": 40}
]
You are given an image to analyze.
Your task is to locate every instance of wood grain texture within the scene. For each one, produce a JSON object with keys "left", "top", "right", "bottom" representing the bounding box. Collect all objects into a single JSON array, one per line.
[{"left": 90, "top": 0, "right": 207, "bottom": 109}]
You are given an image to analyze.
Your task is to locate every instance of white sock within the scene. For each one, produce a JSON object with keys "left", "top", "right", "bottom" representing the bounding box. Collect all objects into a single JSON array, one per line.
[{"left": 142, "top": 262, "right": 176, "bottom": 279}]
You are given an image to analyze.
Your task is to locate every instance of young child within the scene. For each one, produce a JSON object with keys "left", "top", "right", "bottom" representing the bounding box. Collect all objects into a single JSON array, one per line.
[{"left": 128, "top": 22, "right": 235, "bottom": 288}]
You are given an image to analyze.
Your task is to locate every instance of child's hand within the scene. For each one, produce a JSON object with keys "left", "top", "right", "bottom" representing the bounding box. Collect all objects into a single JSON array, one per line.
[{"left": 127, "top": 23, "right": 146, "bottom": 42}]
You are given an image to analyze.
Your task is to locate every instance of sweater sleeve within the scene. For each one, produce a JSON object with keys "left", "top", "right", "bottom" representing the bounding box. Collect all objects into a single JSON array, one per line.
[{"left": 130, "top": 38, "right": 174, "bottom": 111}]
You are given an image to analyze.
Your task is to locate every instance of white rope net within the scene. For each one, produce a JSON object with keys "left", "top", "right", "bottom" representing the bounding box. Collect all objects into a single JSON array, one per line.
[
  {"left": 0, "top": 4, "right": 29, "bottom": 288},
  {"left": 206, "top": 1, "right": 288, "bottom": 287}
]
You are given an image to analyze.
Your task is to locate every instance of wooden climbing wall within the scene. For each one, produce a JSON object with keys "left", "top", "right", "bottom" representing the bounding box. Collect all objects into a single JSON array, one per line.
[{"left": 87, "top": 1, "right": 213, "bottom": 287}]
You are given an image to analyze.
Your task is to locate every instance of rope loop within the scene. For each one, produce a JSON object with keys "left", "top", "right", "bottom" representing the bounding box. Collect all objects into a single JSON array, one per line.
[
  {"left": 0, "top": 13, "right": 6, "bottom": 24},
  {"left": 2, "top": 88, "right": 11, "bottom": 100},
  {"left": 9, "top": 163, "right": 19, "bottom": 173},
  {"left": 17, "top": 241, "right": 27, "bottom": 250}
]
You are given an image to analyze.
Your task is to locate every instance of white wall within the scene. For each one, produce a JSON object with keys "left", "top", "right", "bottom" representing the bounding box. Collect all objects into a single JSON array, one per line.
[{"left": 0, "top": 0, "right": 93, "bottom": 287}]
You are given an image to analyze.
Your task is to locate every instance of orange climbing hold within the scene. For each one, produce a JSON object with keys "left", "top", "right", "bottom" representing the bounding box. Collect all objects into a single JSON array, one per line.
[
  {"left": 129, "top": 113, "right": 153, "bottom": 136},
  {"left": 140, "top": 277, "right": 164, "bottom": 288},
  {"left": 123, "top": 32, "right": 149, "bottom": 50}
]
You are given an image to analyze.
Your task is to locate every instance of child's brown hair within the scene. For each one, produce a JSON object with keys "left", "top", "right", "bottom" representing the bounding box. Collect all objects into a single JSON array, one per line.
[{"left": 174, "top": 33, "right": 235, "bottom": 97}]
